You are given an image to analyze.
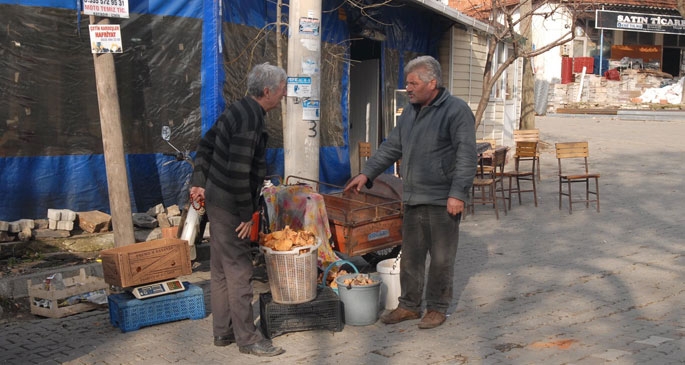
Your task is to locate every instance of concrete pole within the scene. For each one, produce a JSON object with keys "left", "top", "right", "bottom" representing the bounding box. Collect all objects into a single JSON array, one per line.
[
  {"left": 284, "top": 0, "right": 321, "bottom": 182},
  {"left": 91, "top": 17, "right": 135, "bottom": 247}
]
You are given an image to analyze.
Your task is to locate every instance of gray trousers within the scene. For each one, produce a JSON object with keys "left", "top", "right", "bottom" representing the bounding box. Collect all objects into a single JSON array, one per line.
[
  {"left": 398, "top": 204, "right": 461, "bottom": 313},
  {"left": 206, "top": 203, "right": 263, "bottom": 346}
]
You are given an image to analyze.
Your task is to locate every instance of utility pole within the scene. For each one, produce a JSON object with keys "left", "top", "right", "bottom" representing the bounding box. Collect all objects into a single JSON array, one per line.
[
  {"left": 91, "top": 16, "right": 135, "bottom": 247},
  {"left": 284, "top": 0, "right": 322, "bottom": 181}
]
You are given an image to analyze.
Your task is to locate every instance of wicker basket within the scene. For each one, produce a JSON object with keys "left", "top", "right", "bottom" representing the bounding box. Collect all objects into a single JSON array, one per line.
[{"left": 260, "top": 240, "right": 321, "bottom": 304}]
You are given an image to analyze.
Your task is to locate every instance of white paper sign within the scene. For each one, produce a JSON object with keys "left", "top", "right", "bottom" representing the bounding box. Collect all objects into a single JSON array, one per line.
[
  {"left": 83, "top": 0, "right": 130, "bottom": 19},
  {"left": 89, "top": 24, "right": 123, "bottom": 53},
  {"left": 302, "top": 100, "right": 320, "bottom": 120},
  {"left": 287, "top": 77, "right": 312, "bottom": 98},
  {"left": 299, "top": 17, "right": 320, "bottom": 36}
]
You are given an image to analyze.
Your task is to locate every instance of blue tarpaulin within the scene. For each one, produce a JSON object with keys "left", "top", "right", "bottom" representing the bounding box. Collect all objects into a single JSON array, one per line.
[{"left": 0, "top": 0, "right": 449, "bottom": 220}]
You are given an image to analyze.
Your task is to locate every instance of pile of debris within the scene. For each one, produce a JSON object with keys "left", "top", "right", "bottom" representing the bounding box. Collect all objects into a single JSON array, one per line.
[{"left": 547, "top": 68, "right": 682, "bottom": 112}]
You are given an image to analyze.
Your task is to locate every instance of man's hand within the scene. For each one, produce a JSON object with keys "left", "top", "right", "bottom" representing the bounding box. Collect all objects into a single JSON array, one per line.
[
  {"left": 236, "top": 220, "right": 253, "bottom": 239},
  {"left": 189, "top": 186, "right": 205, "bottom": 202},
  {"left": 344, "top": 174, "right": 369, "bottom": 194},
  {"left": 447, "top": 197, "right": 465, "bottom": 216}
]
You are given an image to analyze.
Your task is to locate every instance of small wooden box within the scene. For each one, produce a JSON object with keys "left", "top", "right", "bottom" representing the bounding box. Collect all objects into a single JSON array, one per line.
[
  {"left": 28, "top": 268, "right": 109, "bottom": 318},
  {"left": 100, "top": 238, "right": 191, "bottom": 288}
]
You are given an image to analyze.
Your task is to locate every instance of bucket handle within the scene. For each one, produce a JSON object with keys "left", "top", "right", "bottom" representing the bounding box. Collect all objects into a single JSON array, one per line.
[
  {"left": 392, "top": 250, "right": 402, "bottom": 271},
  {"left": 321, "top": 260, "right": 359, "bottom": 288}
]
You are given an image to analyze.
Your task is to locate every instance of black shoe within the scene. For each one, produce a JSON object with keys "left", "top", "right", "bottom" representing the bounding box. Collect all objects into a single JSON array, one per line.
[
  {"left": 213, "top": 335, "right": 235, "bottom": 347},
  {"left": 238, "top": 340, "right": 285, "bottom": 357}
]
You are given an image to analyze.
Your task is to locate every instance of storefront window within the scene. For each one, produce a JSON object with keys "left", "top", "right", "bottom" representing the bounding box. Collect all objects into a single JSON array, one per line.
[
  {"left": 623, "top": 31, "right": 654, "bottom": 45},
  {"left": 664, "top": 34, "right": 683, "bottom": 47}
]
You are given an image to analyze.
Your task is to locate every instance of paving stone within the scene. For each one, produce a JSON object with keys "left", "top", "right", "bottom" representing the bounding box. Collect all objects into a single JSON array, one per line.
[
  {"left": 634, "top": 335, "right": 673, "bottom": 346},
  {"left": 590, "top": 349, "right": 632, "bottom": 361}
]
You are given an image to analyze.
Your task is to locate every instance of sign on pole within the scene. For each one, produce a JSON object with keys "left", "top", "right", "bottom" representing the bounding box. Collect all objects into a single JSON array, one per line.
[
  {"left": 89, "top": 24, "right": 123, "bottom": 53},
  {"left": 83, "top": 0, "right": 130, "bottom": 19}
]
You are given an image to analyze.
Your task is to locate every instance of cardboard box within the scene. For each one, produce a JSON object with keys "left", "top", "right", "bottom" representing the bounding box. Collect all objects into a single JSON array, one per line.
[{"left": 100, "top": 238, "right": 191, "bottom": 288}]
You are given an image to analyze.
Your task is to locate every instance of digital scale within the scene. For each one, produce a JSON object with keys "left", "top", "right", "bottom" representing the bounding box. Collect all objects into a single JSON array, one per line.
[{"left": 131, "top": 279, "right": 185, "bottom": 299}]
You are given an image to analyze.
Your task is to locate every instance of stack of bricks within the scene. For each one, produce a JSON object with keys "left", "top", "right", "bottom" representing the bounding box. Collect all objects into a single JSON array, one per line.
[
  {"left": 547, "top": 83, "right": 568, "bottom": 113},
  {"left": 586, "top": 75, "right": 607, "bottom": 104},
  {"left": 48, "top": 209, "right": 77, "bottom": 232},
  {"left": 546, "top": 68, "right": 675, "bottom": 111},
  {"left": 0, "top": 219, "right": 35, "bottom": 242}
]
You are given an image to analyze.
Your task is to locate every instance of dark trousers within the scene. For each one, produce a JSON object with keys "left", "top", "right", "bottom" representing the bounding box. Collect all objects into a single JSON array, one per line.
[
  {"left": 398, "top": 205, "right": 461, "bottom": 313},
  {"left": 206, "top": 202, "right": 262, "bottom": 346}
]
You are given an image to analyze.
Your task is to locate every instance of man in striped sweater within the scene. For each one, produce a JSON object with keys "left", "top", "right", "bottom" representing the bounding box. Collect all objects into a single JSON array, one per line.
[{"left": 190, "top": 63, "right": 287, "bottom": 357}]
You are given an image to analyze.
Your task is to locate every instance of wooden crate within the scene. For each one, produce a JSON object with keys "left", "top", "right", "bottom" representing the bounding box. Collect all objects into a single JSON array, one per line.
[
  {"left": 323, "top": 193, "right": 402, "bottom": 257},
  {"left": 28, "top": 268, "right": 109, "bottom": 318},
  {"left": 100, "top": 238, "right": 191, "bottom": 288}
]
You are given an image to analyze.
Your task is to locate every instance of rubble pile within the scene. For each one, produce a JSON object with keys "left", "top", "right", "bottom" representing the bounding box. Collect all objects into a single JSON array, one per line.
[
  {"left": 0, "top": 203, "right": 188, "bottom": 244},
  {"left": 547, "top": 68, "right": 682, "bottom": 112}
]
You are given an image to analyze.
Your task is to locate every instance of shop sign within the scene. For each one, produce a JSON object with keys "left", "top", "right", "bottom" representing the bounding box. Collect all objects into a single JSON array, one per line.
[
  {"left": 596, "top": 10, "right": 685, "bottom": 35},
  {"left": 83, "top": 0, "right": 130, "bottom": 19}
]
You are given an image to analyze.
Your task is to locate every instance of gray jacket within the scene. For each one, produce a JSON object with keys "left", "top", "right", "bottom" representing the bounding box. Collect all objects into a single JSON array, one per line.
[{"left": 361, "top": 88, "right": 477, "bottom": 205}]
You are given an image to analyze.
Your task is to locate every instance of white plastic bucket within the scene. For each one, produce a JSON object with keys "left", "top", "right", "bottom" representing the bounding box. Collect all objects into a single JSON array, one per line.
[{"left": 377, "top": 258, "right": 401, "bottom": 310}]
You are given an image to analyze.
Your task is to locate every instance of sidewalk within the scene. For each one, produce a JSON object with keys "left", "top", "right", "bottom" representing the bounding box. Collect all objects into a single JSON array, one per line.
[{"left": 2, "top": 114, "right": 685, "bottom": 364}]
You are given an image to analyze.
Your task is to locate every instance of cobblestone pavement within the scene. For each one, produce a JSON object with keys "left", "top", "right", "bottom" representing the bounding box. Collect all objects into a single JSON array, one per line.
[{"left": 2, "top": 115, "right": 685, "bottom": 365}]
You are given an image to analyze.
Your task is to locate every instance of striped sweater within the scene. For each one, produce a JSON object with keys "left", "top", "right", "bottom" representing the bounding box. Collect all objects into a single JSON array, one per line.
[{"left": 191, "top": 96, "right": 268, "bottom": 222}]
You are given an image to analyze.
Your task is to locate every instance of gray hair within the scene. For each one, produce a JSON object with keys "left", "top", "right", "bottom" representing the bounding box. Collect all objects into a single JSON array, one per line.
[
  {"left": 247, "top": 62, "right": 287, "bottom": 97},
  {"left": 404, "top": 55, "right": 442, "bottom": 87}
]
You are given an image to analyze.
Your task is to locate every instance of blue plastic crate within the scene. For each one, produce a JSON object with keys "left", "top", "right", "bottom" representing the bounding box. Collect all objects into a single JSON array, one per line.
[{"left": 108, "top": 282, "right": 205, "bottom": 333}]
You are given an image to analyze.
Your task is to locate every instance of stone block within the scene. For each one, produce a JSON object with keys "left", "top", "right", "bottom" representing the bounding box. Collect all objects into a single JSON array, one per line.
[
  {"left": 0, "top": 231, "right": 14, "bottom": 242},
  {"left": 133, "top": 213, "right": 158, "bottom": 229},
  {"left": 146, "top": 203, "right": 165, "bottom": 216},
  {"left": 134, "top": 228, "right": 162, "bottom": 242},
  {"left": 33, "top": 228, "right": 71, "bottom": 239},
  {"left": 0, "top": 220, "right": 9, "bottom": 232},
  {"left": 9, "top": 219, "right": 34, "bottom": 233},
  {"left": 18, "top": 226, "right": 32, "bottom": 241},
  {"left": 60, "top": 209, "right": 77, "bottom": 222},
  {"left": 34, "top": 219, "right": 49, "bottom": 230},
  {"left": 56, "top": 220, "right": 74, "bottom": 231},
  {"left": 49, "top": 219, "right": 58, "bottom": 230},
  {"left": 156, "top": 213, "right": 171, "bottom": 228},
  {"left": 166, "top": 204, "right": 181, "bottom": 217},
  {"left": 61, "top": 232, "right": 114, "bottom": 252},
  {"left": 168, "top": 216, "right": 182, "bottom": 226},
  {"left": 77, "top": 210, "right": 112, "bottom": 233},
  {"left": 47, "top": 208, "right": 62, "bottom": 220}
]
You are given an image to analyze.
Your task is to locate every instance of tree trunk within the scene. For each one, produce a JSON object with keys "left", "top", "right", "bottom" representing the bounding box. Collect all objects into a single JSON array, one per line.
[
  {"left": 521, "top": 58, "right": 536, "bottom": 129},
  {"left": 474, "top": 36, "right": 496, "bottom": 130},
  {"left": 519, "top": 0, "right": 535, "bottom": 130}
]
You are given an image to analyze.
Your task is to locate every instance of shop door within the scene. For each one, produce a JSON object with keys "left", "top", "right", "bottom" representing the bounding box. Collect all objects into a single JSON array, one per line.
[{"left": 349, "top": 59, "right": 380, "bottom": 176}]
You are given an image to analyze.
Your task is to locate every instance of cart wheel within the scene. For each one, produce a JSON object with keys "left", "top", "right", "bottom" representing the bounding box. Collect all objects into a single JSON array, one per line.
[{"left": 362, "top": 245, "right": 401, "bottom": 267}]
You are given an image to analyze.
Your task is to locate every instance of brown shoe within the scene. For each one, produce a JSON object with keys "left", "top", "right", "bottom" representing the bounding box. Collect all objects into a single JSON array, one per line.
[
  {"left": 380, "top": 307, "right": 421, "bottom": 324},
  {"left": 418, "top": 310, "right": 446, "bottom": 329}
]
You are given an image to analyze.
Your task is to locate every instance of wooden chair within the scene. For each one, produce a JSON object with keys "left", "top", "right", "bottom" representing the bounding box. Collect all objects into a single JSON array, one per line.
[
  {"left": 476, "top": 139, "right": 497, "bottom": 177},
  {"left": 502, "top": 141, "right": 538, "bottom": 209},
  {"left": 513, "top": 129, "right": 540, "bottom": 181},
  {"left": 555, "top": 142, "right": 600, "bottom": 214},
  {"left": 469, "top": 146, "right": 508, "bottom": 219},
  {"left": 358, "top": 141, "right": 371, "bottom": 174}
]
